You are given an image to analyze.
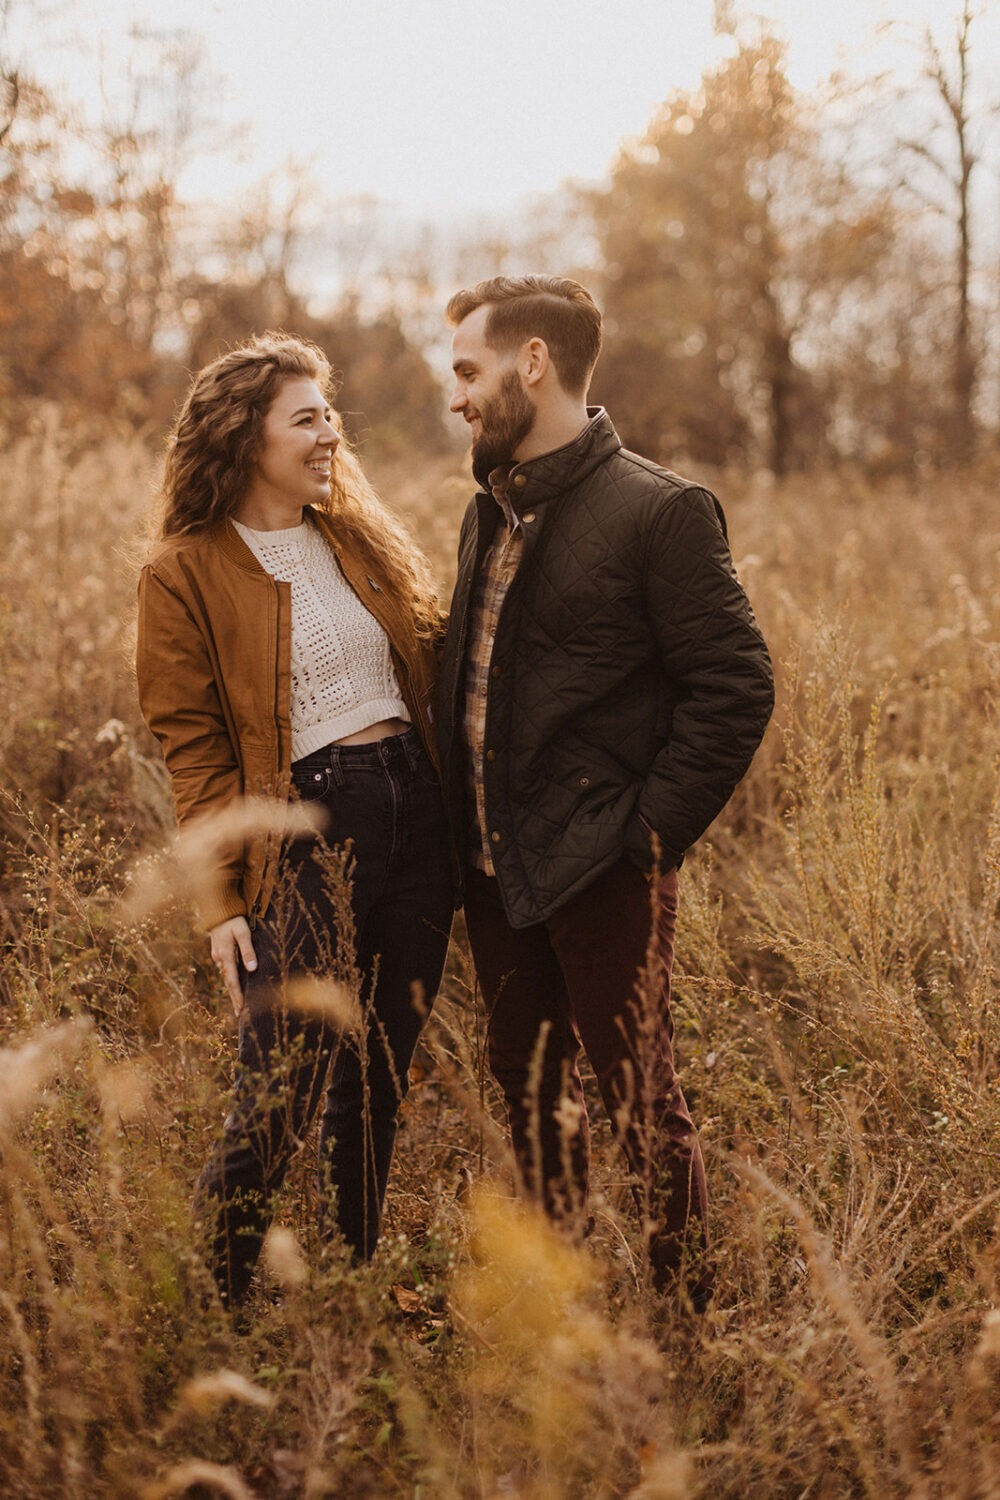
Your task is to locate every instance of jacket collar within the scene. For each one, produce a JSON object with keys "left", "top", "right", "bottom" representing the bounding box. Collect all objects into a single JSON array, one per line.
[
  {"left": 210, "top": 506, "right": 340, "bottom": 571},
  {"left": 472, "top": 407, "right": 620, "bottom": 510},
  {"left": 212, "top": 515, "right": 267, "bottom": 570}
]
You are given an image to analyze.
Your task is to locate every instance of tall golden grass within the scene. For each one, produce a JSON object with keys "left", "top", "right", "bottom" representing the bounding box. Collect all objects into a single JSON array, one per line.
[{"left": 1, "top": 417, "right": 998, "bottom": 1498}]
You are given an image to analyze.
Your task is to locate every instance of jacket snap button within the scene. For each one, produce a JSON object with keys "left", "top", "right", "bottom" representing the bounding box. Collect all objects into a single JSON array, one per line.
[
  {"left": 490, "top": 665, "right": 501, "bottom": 679},
  {"left": 579, "top": 776, "right": 590, "bottom": 787},
  {"left": 522, "top": 512, "right": 536, "bottom": 523},
  {"left": 314, "top": 773, "right": 323, "bottom": 782},
  {"left": 491, "top": 830, "right": 502, "bottom": 843},
  {"left": 486, "top": 749, "right": 496, "bottom": 762},
  {"left": 513, "top": 474, "right": 527, "bottom": 488}
]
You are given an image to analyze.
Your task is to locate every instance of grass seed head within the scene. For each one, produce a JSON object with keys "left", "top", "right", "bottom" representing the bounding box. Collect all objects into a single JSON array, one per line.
[
  {"left": 178, "top": 1368, "right": 276, "bottom": 1415},
  {"left": 0, "top": 1018, "right": 93, "bottom": 1131},
  {"left": 262, "top": 1224, "right": 309, "bottom": 1290}
]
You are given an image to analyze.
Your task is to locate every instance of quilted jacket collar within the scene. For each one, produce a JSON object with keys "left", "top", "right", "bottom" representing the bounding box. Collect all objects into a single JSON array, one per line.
[{"left": 473, "top": 407, "right": 620, "bottom": 508}]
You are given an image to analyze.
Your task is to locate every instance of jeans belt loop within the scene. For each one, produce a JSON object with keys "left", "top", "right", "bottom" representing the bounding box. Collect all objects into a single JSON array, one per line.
[{"left": 329, "top": 744, "right": 345, "bottom": 787}]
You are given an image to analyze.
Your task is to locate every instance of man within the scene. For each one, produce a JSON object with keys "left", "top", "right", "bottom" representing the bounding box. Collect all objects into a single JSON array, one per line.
[{"left": 436, "top": 275, "right": 773, "bottom": 1307}]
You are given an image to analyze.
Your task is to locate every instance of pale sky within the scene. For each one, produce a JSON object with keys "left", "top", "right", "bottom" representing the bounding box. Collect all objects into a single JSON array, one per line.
[{"left": 9, "top": 0, "right": 999, "bottom": 220}]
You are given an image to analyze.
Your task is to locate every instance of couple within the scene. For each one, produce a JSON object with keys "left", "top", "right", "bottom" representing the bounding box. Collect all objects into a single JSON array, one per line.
[{"left": 136, "top": 275, "right": 774, "bottom": 1317}]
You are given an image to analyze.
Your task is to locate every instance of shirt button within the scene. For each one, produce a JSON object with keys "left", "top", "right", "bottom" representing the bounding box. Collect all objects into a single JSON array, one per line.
[{"left": 491, "top": 830, "right": 502, "bottom": 844}]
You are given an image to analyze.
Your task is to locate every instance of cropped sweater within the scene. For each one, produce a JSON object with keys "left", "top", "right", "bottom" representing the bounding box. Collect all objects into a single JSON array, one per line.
[{"left": 232, "top": 519, "right": 409, "bottom": 760}]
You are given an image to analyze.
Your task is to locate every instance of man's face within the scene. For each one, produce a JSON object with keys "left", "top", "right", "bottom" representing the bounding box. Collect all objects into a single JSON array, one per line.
[{"left": 450, "top": 305, "right": 536, "bottom": 472}]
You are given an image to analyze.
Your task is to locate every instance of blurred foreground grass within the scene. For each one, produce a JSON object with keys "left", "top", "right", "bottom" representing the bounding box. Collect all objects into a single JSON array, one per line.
[{"left": 1, "top": 418, "right": 999, "bottom": 1498}]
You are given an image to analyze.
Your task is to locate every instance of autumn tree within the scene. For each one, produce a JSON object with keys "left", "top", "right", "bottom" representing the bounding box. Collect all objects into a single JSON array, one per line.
[
  {"left": 0, "top": 28, "right": 218, "bottom": 425},
  {"left": 310, "top": 297, "right": 450, "bottom": 457},
  {"left": 589, "top": 35, "right": 895, "bottom": 475},
  {"left": 0, "top": 74, "right": 113, "bottom": 413},
  {"left": 591, "top": 37, "right": 797, "bottom": 472}
]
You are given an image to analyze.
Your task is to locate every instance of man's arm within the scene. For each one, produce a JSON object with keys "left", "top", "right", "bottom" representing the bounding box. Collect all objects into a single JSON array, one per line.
[{"left": 624, "top": 486, "right": 774, "bottom": 871}]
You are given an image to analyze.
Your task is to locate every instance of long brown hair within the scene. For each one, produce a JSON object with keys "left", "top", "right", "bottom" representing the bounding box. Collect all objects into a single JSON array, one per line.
[{"left": 157, "top": 333, "right": 442, "bottom": 637}]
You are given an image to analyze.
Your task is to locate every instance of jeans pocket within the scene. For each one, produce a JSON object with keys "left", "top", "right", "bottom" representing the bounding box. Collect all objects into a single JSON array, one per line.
[{"left": 291, "top": 764, "right": 334, "bottom": 801}]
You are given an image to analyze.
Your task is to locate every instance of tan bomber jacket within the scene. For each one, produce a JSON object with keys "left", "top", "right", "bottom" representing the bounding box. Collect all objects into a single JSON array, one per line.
[{"left": 136, "top": 507, "right": 441, "bottom": 930}]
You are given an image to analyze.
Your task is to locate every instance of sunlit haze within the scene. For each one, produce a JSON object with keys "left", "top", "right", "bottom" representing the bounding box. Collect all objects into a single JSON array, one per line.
[{"left": 9, "top": 0, "right": 999, "bottom": 219}]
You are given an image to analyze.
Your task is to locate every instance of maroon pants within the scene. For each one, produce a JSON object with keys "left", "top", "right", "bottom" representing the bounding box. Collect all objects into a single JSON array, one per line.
[{"left": 464, "top": 858, "right": 710, "bottom": 1295}]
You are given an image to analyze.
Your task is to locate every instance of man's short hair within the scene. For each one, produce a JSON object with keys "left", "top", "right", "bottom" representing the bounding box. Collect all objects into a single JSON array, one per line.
[{"left": 446, "top": 275, "right": 602, "bottom": 398}]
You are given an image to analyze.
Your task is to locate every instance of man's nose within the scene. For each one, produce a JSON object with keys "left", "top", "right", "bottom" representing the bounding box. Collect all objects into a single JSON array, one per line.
[{"left": 449, "top": 387, "right": 466, "bottom": 413}]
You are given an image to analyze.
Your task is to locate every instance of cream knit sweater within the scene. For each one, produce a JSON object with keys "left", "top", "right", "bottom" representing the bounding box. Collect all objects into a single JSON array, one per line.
[{"left": 233, "top": 519, "right": 409, "bottom": 760}]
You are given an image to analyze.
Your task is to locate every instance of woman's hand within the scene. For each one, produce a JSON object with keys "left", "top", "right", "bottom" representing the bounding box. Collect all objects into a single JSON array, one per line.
[{"left": 209, "top": 916, "right": 258, "bottom": 1017}]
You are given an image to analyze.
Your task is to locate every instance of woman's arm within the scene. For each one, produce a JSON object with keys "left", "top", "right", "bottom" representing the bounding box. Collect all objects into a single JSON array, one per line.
[{"left": 136, "top": 563, "right": 258, "bottom": 940}]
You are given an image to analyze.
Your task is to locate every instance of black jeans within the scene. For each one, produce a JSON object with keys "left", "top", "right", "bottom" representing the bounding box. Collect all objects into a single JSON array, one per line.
[{"left": 195, "top": 727, "right": 453, "bottom": 1308}]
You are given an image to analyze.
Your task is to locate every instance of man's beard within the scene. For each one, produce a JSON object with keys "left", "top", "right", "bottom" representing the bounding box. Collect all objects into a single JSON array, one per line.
[{"left": 471, "top": 371, "right": 535, "bottom": 474}]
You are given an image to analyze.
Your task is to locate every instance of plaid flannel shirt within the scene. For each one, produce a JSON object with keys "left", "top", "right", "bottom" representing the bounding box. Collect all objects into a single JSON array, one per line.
[{"left": 464, "top": 470, "right": 524, "bottom": 874}]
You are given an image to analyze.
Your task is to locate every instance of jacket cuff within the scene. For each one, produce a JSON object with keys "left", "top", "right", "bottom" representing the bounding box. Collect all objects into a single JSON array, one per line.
[
  {"left": 197, "top": 885, "right": 249, "bottom": 932},
  {"left": 623, "top": 813, "right": 683, "bottom": 877}
]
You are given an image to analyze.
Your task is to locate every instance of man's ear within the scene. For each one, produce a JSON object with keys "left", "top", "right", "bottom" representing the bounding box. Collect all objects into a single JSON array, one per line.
[{"left": 521, "top": 337, "right": 550, "bottom": 387}]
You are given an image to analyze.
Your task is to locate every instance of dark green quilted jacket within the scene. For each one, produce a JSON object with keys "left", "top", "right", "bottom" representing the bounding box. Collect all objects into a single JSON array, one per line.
[{"left": 436, "top": 409, "right": 774, "bottom": 928}]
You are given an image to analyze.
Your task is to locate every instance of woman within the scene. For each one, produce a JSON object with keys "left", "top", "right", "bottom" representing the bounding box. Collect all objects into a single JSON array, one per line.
[{"left": 136, "top": 332, "right": 453, "bottom": 1313}]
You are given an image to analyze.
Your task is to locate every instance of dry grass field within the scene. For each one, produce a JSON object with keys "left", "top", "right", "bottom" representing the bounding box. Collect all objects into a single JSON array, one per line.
[{"left": 1, "top": 414, "right": 999, "bottom": 1499}]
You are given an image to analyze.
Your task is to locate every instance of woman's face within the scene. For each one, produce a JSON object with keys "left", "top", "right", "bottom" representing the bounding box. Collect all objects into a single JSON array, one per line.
[{"left": 243, "top": 376, "right": 340, "bottom": 523}]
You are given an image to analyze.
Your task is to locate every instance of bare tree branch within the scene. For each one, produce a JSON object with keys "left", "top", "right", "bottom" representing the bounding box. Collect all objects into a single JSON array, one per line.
[{"left": 0, "top": 67, "right": 18, "bottom": 145}]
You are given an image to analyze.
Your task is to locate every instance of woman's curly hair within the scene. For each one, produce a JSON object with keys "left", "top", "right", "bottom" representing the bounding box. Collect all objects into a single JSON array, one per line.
[{"left": 157, "top": 332, "right": 442, "bottom": 638}]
